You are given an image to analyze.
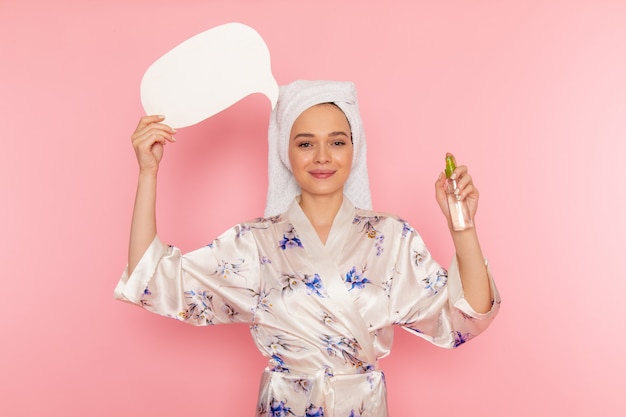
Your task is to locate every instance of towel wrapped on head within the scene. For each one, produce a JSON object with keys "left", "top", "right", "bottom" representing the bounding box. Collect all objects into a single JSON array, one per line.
[{"left": 265, "top": 80, "right": 372, "bottom": 217}]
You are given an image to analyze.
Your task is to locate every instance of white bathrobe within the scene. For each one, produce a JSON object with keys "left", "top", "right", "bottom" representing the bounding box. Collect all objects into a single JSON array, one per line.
[{"left": 115, "top": 197, "right": 500, "bottom": 417}]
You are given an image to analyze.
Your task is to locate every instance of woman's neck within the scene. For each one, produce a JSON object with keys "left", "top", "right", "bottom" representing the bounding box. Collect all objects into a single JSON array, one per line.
[{"left": 298, "top": 193, "right": 344, "bottom": 244}]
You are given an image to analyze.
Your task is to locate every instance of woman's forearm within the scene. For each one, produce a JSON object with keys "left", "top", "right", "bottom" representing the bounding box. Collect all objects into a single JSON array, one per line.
[
  {"left": 450, "top": 226, "right": 492, "bottom": 313},
  {"left": 128, "top": 171, "right": 158, "bottom": 275}
]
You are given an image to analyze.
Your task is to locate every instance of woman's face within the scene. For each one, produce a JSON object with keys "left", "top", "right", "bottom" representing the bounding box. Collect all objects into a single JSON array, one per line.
[{"left": 288, "top": 103, "right": 353, "bottom": 202}]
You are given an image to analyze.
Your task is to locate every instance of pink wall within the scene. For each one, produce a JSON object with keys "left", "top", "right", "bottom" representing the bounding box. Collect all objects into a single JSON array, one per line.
[{"left": 2, "top": 0, "right": 624, "bottom": 415}]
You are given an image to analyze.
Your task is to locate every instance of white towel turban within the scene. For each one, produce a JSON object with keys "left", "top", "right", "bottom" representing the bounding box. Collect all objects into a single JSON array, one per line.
[{"left": 264, "top": 80, "right": 372, "bottom": 217}]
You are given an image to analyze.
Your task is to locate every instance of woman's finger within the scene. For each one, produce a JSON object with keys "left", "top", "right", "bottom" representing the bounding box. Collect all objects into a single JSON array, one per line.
[
  {"left": 136, "top": 133, "right": 167, "bottom": 150},
  {"left": 132, "top": 116, "right": 176, "bottom": 143},
  {"left": 455, "top": 172, "right": 472, "bottom": 190},
  {"left": 132, "top": 128, "right": 176, "bottom": 150},
  {"left": 132, "top": 125, "right": 176, "bottom": 143},
  {"left": 449, "top": 164, "right": 467, "bottom": 179},
  {"left": 135, "top": 114, "right": 165, "bottom": 131}
]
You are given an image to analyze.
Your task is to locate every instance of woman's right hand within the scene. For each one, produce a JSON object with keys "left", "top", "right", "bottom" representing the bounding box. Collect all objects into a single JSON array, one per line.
[{"left": 131, "top": 115, "right": 177, "bottom": 175}]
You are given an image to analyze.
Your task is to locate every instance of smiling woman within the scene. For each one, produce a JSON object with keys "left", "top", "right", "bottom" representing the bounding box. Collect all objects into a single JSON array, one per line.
[
  {"left": 115, "top": 80, "right": 500, "bottom": 416},
  {"left": 3, "top": 1, "right": 625, "bottom": 416}
]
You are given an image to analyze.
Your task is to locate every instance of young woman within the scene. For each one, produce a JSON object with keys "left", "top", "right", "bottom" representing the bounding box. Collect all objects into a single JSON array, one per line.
[{"left": 116, "top": 80, "right": 500, "bottom": 417}]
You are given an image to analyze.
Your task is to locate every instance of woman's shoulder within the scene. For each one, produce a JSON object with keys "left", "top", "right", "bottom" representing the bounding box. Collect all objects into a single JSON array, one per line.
[
  {"left": 210, "top": 214, "right": 287, "bottom": 245},
  {"left": 354, "top": 206, "right": 405, "bottom": 223},
  {"left": 353, "top": 207, "right": 423, "bottom": 244},
  {"left": 353, "top": 206, "right": 414, "bottom": 231},
  {"left": 237, "top": 213, "right": 289, "bottom": 230}
]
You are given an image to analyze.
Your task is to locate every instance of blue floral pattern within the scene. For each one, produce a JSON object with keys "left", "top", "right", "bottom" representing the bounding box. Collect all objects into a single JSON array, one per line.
[
  {"left": 280, "top": 224, "right": 304, "bottom": 250},
  {"left": 321, "top": 334, "right": 360, "bottom": 358},
  {"left": 303, "top": 274, "right": 325, "bottom": 297},
  {"left": 305, "top": 405, "right": 324, "bottom": 417},
  {"left": 344, "top": 266, "right": 371, "bottom": 291},
  {"left": 280, "top": 272, "right": 327, "bottom": 299},
  {"left": 423, "top": 268, "right": 448, "bottom": 296},
  {"left": 139, "top": 287, "right": 152, "bottom": 307},
  {"left": 270, "top": 399, "right": 294, "bottom": 417},
  {"left": 180, "top": 289, "right": 214, "bottom": 324},
  {"left": 352, "top": 214, "right": 385, "bottom": 238},
  {"left": 401, "top": 222, "right": 414, "bottom": 238},
  {"left": 454, "top": 331, "right": 472, "bottom": 347},
  {"left": 375, "top": 234, "right": 384, "bottom": 256},
  {"left": 216, "top": 259, "right": 246, "bottom": 279},
  {"left": 349, "top": 404, "right": 365, "bottom": 417},
  {"left": 413, "top": 250, "right": 426, "bottom": 267}
]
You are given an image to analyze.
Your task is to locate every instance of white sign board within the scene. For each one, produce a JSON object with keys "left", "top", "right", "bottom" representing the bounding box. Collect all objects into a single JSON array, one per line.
[{"left": 140, "top": 22, "right": 278, "bottom": 128}]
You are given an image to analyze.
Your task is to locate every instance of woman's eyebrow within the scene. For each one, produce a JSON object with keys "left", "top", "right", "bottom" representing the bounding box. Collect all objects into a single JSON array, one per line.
[
  {"left": 292, "top": 131, "right": 350, "bottom": 140},
  {"left": 293, "top": 133, "right": 315, "bottom": 140}
]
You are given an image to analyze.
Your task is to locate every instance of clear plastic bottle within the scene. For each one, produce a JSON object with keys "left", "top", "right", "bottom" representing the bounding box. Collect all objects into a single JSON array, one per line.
[{"left": 445, "top": 154, "right": 474, "bottom": 231}]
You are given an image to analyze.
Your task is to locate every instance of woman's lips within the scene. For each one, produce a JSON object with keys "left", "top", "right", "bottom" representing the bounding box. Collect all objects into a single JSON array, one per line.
[{"left": 309, "top": 170, "right": 335, "bottom": 179}]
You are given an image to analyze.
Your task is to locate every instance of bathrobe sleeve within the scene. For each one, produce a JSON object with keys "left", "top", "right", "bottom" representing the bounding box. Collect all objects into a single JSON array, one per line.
[
  {"left": 389, "top": 226, "right": 500, "bottom": 348},
  {"left": 114, "top": 225, "right": 261, "bottom": 326}
]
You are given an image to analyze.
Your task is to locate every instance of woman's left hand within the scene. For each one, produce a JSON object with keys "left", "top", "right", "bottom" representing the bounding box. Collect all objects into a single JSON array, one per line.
[{"left": 434, "top": 153, "right": 479, "bottom": 228}]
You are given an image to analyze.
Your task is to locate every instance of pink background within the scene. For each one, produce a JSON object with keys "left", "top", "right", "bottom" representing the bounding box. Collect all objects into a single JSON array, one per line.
[{"left": 2, "top": 0, "right": 624, "bottom": 416}]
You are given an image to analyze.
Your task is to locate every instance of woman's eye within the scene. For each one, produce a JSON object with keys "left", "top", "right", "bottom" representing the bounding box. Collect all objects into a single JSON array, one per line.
[
  {"left": 298, "top": 142, "right": 312, "bottom": 148},
  {"left": 333, "top": 141, "right": 346, "bottom": 146}
]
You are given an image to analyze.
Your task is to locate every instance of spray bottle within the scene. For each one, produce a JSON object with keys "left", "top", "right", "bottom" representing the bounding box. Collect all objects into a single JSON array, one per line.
[{"left": 445, "top": 154, "right": 474, "bottom": 231}]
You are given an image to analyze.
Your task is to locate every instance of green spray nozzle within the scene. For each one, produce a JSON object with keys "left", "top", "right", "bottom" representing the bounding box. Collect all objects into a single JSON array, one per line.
[{"left": 445, "top": 155, "right": 457, "bottom": 179}]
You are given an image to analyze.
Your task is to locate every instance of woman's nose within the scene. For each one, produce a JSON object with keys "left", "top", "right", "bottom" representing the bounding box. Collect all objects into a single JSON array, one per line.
[{"left": 314, "top": 145, "right": 331, "bottom": 163}]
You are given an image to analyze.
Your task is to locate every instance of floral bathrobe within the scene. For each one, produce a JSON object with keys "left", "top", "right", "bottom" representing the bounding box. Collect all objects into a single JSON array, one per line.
[{"left": 115, "top": 197, "right": 500, "bottom": 417}]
